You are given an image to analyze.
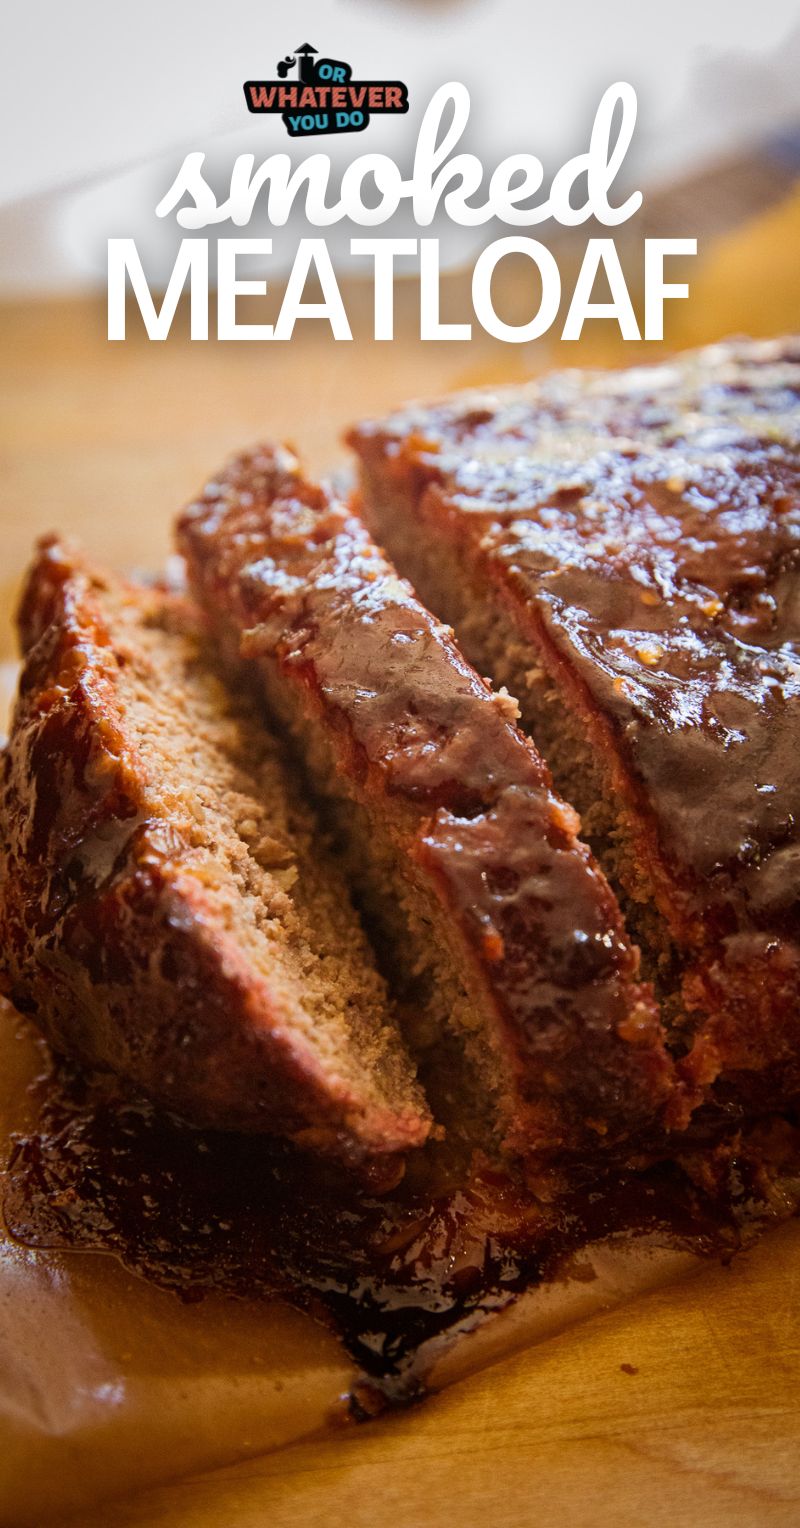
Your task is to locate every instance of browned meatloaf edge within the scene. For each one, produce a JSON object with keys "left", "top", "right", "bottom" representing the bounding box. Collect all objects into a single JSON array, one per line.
[{"left": 0, "top": 537, "right": 430, "bottom": 1176}]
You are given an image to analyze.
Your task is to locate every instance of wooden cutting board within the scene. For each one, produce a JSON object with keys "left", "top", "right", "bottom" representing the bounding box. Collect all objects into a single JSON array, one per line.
[
  {"left": 56, "top": 1217, "right": 800, "bottom": 1528},
  {"left": 2, "top": 187, "right": 800, "bottom": 1527}
]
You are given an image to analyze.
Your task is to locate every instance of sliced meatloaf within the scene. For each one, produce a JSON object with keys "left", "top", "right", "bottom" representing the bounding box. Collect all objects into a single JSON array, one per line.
[
  {"left": 178, "top": 446, "right": 676, "bottom": 1168},
  {"left": 0, "top": 538, "right": 430, "bottom": 1174},
  {"left": 348, "top": 335, "right": 800, "bottom": 1123}
]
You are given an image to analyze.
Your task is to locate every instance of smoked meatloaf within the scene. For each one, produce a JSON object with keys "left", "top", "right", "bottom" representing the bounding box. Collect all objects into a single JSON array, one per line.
[
  {"left": 178, "top": 446, "right": 677, "bottom": 1168},
  {"left": 349, "top": 335, "right": 800, "bottom": 1127},
  {"left": 0, "top": 538, "right": 431, "bottom": 1174}
]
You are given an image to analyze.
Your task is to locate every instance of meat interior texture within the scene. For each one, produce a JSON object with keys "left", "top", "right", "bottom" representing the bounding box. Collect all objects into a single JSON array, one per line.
[
  {"left": 0, "top": 539, "right": 430, "bottom": 1178},
  {"left": 178, "top": 445, "right": 679, "bottom": 1174},
  {"left": 348, "top": 335, "right": 800, "bottom": 1135}
]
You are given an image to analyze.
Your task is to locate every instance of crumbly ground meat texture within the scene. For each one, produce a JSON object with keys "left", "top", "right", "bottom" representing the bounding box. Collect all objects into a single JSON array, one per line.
[
  {"left": 0, "top": 539, "right": 430, "bottom": 1174},
  {"left": 178, "top": 447, "right": 677, "bottom": 1169},
  {"left": 348, "top": 335, "right": 800, "bottom": 1123}
]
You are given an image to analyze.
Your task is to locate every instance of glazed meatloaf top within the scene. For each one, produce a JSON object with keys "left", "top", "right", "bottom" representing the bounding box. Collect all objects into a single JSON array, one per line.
[
  {"left": 178, "top": 447, "right": 676, "bottom": 1163},
  {"left": 0, "top": 539, "right": 430, "bottom": 1172},
  {"left": 349, "top": 337, "right": 800, "bottom": 951}
]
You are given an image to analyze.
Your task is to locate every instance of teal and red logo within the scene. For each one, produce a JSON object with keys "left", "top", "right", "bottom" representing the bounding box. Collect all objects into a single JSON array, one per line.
[{"left": 244, "top": 43, "right": 409, "bottom": 137}]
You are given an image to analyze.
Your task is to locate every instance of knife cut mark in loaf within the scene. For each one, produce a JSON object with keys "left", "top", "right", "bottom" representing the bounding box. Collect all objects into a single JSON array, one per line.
[
  {"left": 0, "top": 538, "right": 430, "bottom": 1176},
  {"left": 178, "top": 447, "right": 676, "bottom": 1168}
]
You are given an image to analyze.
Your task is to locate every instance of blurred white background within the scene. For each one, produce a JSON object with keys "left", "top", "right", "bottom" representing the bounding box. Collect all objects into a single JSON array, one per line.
[{"left": 1, "top": 0, "right": 800, "bottom": 291}]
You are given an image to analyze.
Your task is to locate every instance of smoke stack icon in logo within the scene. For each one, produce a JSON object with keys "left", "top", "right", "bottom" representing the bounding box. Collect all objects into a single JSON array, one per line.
[
  {"left": 276, "top": 43, "right": 319, "bottom": 82},
  {"left": 295, "top": 43, "right": 318, "bottom": 82}
]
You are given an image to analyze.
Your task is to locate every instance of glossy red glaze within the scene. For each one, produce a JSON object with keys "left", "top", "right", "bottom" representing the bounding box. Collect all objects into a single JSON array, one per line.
[
  {"left": 179, "top": 448, "right": 676, "bottom": 1162},
  {"left": 349, "top": 336, "right": 800, "bottom": 1116}
]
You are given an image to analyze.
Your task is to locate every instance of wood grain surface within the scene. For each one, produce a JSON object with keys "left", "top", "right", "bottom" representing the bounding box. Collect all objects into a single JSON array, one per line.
[
  {"left": 56, "top": 1220, "right": 800, "bottom": 1528},
  {"left": 2, "top": 185, "right": 800, "bottom": 1527}
]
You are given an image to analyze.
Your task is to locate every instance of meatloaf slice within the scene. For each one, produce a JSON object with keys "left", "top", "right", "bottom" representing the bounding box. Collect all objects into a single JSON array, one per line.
[
  {"left": 348, "top": 335, "right": 800, "bottom": 1123},
  {"left": 0, "top": 538, "right": 430, "bottom": 1174},
  {"left": 178, "top": 446, "right": 676, "bottom": 1168}
]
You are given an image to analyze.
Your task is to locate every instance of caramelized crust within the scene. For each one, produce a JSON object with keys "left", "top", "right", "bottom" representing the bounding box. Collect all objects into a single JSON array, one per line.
[
  {"left": 349, "top": 336, "right": 800, "bottom": 1117},
  {"left": 0, "top": 539, "right": 430, "bottom": 1173},
  {"left": 178, "top": 447, "right": 676, "bottom": 1165}
]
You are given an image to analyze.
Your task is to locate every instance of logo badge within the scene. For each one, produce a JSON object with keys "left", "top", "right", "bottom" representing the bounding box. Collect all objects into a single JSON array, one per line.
[{"left": 244, "top": 43, "right": 409, "bottom": 137}]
